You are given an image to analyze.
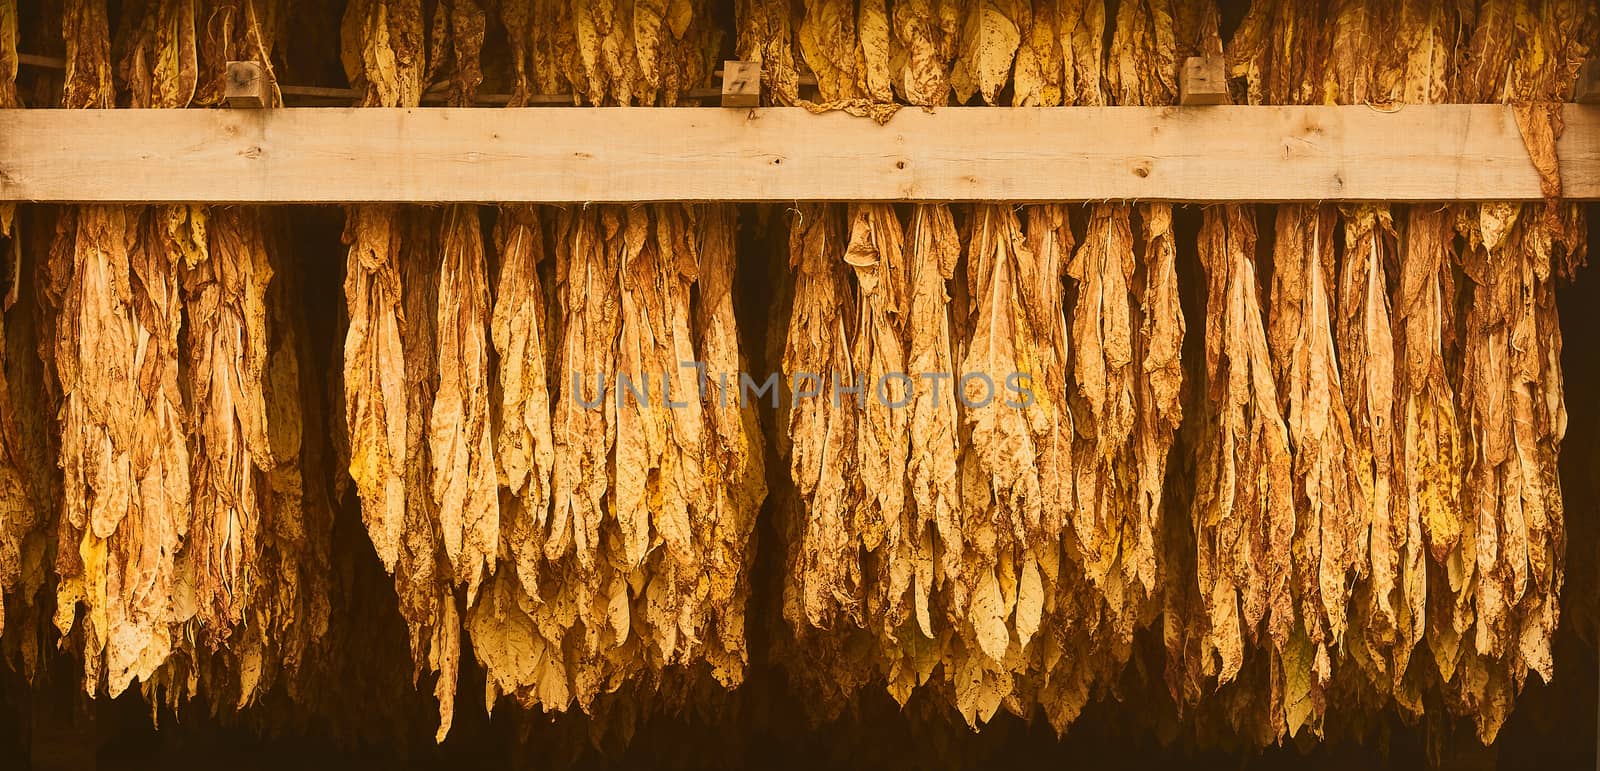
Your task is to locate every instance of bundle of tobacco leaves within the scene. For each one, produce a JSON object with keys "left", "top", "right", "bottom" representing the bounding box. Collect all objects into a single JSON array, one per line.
[
  {"left": 496, "top": 0, "right": 719, "bottom": 105},
  {"left": 1435, "top": 0, "right": 1593, "bottom": 744},
  {"left": 473, "top": 203, "right": 764, "bottom": 721}
]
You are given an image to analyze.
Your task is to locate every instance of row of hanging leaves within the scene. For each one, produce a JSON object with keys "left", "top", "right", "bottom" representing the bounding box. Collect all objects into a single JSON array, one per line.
[{"left": 0, "top": 0, "right": 1594, "bottom": 756}]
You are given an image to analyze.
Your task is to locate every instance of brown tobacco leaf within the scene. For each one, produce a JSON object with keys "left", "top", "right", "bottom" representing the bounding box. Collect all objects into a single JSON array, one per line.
[
  {"left": 1019, "top": 205, "right": 1128, "bottom": 734},
  {"left": 948, "top": 204, "right": 1085, "bottom": 729},
  {"left": 1062, "top": 0, "right": 1106, "bottom": 106},
  {"left": 1193, "top": 205, "right": 1295, "bottom": 688},
  {"left": 341, "top": 0, "right": 426, "bottom": 108},
  {"left": 832, "top": 203, "right": 932, "bottom": 705},
  {"left": 1396, "top": 209, "right": 1463, "bottom": 569},
  {"left": 342, "top": 0, "right": 491, "bottom": 735},
  {"left": 891, "top": 0, "right": 959, "bottom": 106},
  {"left": 0, "top": 3, "right": 30, "bottom": 641},
  {"left": 0, "top": 212, "right": 44, "bottom": 643},
  {"left": 859, "top": 0, "right": 894, "bottom": 102},
  {"left": 49, "top": 3, "right": 197, "bottom": 698},
  {"left": 905, "top": 204, "right": 961, "bottom": 643},
  {"left": 1265, "top": 205, "right": 1361, "bottom": 710},
  {"left": 430, "top": 0, "right": 487, "bottom": 106},
  {"left": 1106, "top": 0, "right": 1176, "bottom": 107},
  {"left": 1372, "top": 0, "right": 1459, "bottom": 106},
  {"left": 736, "top": 0, "right": 801, "bottom": 104},
  {"left": 0, "top": 1, "right": 13, "bottom": 110},
  {"left": 872, "top": 204, "right": 963, "bottom": 710},
  {"left": 1512, "top": 103, "right": 1563, "bottom": 202},
  {"left": 1066, "top": 205, "right": 1138, "bottom": 591},
  {"left": 183, "top": 206, "right": 275, "bottom": 639},
  {"left": 339, "top": 0, "right": 429, "bottom": 574},
  {"left": 342, "top": 211, "right": 453, "bottom": 738},
  {"left": 549, "top": 205, "right": 620, "bottom": 576},
  {"left": 1336, "top": 204, "right": 1400, "bottom": 664},
  {"left": 342, "top": 206, "right": 408, "bottom": 573},
  {"left": 490, "top": 205, "right": 554, "bottom": 600},
  {"left": 52, "top": 205, "right": 194, "bottom": 697},
  {"left": 481, "top": 204, "right": 624, "bottom": 716},
  {"left": 116, "top": 0, "right": 198, "bottom": 110},
  {"left": 616, "top": 204, "right": 709, "bottom": 669},
  {"left": 843, "top": 204, "right": 909, "bottom": 596},
  {"left": 1009, "top": 2, "right": 1054, "bottom": 106},
  {"left": 782, "top": 204, "right": 858, "bottom": 628},
  {"left": 431, "top": 205, "right": 499, "bottom": 600},
  {"left": 1321, "top": 0, "right": 1385, "bottom": 105},
  {"left": 616, "top": 205, "right": 703, "bottom": 581},
  {"left": 1227, "top": 0, "right": 1322, "bottom": 106},
  {"left": 396, "top": 209, "right": 452, "bottom": 738},
  {"left": 1425, "top": 0, "right": 1591, "bottom": 744},
  {"left": 798, "top": 0, "right": 864, "bottom": 101},
  {"left": 62, "top": 0, "right": 113, "bottom": 109},
  {"left": 496, "top": 0, "right": 535, "bottom": 104},
  {"left": 950, "top": 205, "right": 1033, "bottom": 725},
  {"left": 1134, "top": 204, "right": 1184, "bottom": 587},
  {"left": 960, "top": 205, "right": 1045, "bottom": 571},
  {"left": 251, "top": 236, "right": 335, "bottom": 707},
  {"left": 505, "top": 0, "right": 715, "bottom": 105},
  {"left": 1449, "top": 181, "right": 1577, "bottom": 742},
  {"left": 693, "top": 205, "right": 768, "bottom": 684},
  {"left": 949, "top": 0, "right": 1021, "bottom": 104}
]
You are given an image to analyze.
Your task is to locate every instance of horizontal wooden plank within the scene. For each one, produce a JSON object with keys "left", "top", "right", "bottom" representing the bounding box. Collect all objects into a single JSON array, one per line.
[{"left": 1, "top": 105, "right": 1596, "bottom": 203}]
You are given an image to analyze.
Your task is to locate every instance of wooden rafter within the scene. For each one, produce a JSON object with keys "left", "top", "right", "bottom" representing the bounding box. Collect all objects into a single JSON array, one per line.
[{"left": 0, "top": 105, "right": 1595, "bottom": 203}]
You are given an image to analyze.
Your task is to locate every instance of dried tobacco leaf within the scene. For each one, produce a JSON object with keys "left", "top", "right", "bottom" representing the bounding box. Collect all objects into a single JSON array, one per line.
[
  {"left": 693, "top": 204, "right": 768, "bottom": 685},
  {"left": 1062, "top": 0, "right": 1106, "bottom": 106},
  {"left": 396, "top": 208, "right": 453, "bottom": 739},
  {"left": 1193, "top": 205, "right": 1295, "bottom": 691},
  {"left": 52, "top": 203, "right": 195, "bottom": 697},
  {"left": 431, "top": 0, "right": 486, "bottom": 106},
  {"left": 431, "top": 205, "right": 498, "bottom": 603},
  {"left": 339, "top": 0, "right": 470, "bottom": 740},
  {"left": 1133, "top": 203, "right": 1184, "bottom": 605},
  {"left": 62, "top": 0, "right": 112, "bottom": 109},
  {"left": 949, "top": 0, "right": 1021, "bottom": 104},
  {"left": 905, "top": 204, "right": 961, "bottom": 638},
  {"left": 1066, "top": 205, "right": 1138, "bottom": 592},
  {"left": 500, "top": 0, "right": 715, "bottom": 105},
  {"left": 490, "top": 205, "right": 554, "bottom": 599},
  {"left": 843, "top": 203, "right": 910, "bottom": 609},
  {"left": 182, "top": 205, "right": 275, "bottom": 639},
  {"left": 736, "top": 0, "right": 801, "bottom": 104},
  {"left": 341, "top": 0, "right": 426, "bottom": 108},
  {"left": 1264, "top": 205, "right": 1360, "bottom": 734},
  {"left": 782, "top": 203, "right": 859, "bottom": 629},
  {"left": 342, "top": 205, "right": 409, "bottom": 573},
  {"left": 891, "top": 0, "right": 959, "bottom": 105}
]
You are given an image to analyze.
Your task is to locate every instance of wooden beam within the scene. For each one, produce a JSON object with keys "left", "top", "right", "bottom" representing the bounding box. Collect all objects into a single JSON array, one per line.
[{"left": 1, "top": 105, "right": 1595, "bottom": 203}]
